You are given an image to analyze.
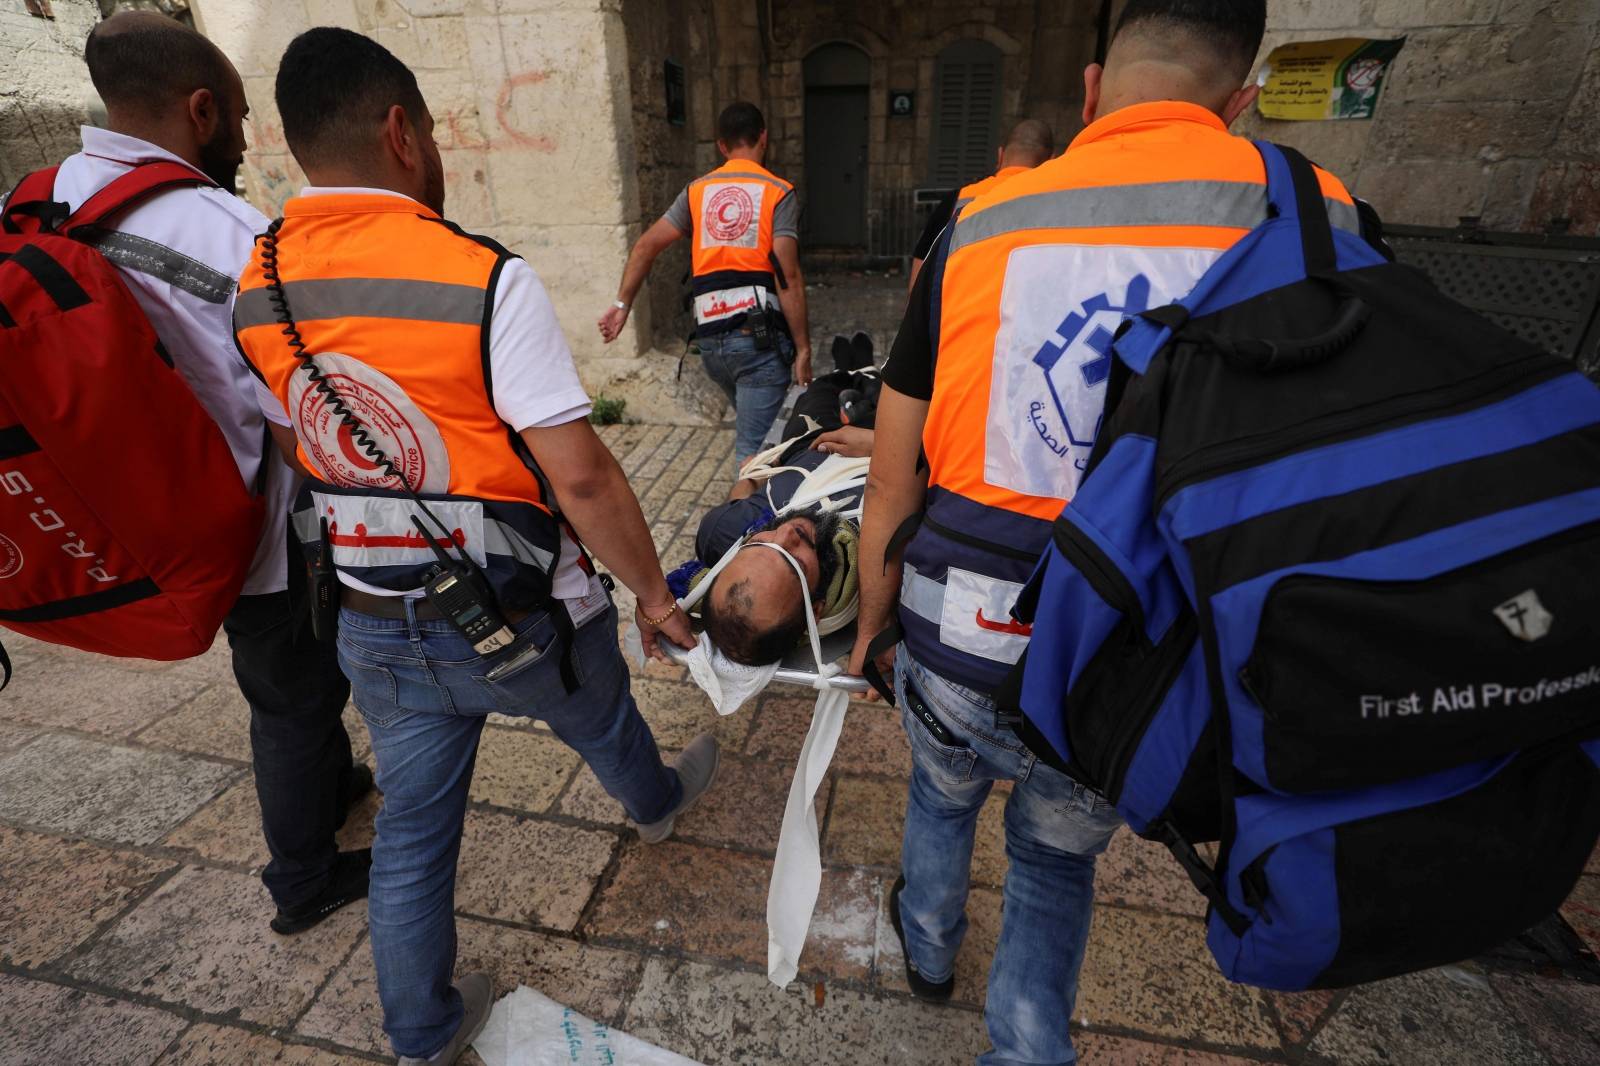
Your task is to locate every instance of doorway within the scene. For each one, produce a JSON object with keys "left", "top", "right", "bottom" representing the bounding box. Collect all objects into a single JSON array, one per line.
[{"left": 804, "top": 43, "right": 870, "bottom": 248}]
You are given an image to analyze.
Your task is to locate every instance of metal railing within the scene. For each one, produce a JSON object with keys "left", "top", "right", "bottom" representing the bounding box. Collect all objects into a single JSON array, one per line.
[
  {"left": 1388, "top": 222, "right": 1600, "bottom": 380},
  {"left": 868, "top": 186, "right": 955, "bottom": 266}
]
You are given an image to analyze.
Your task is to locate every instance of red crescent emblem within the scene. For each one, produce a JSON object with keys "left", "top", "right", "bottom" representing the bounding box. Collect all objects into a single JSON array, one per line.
[
  {"left": 975, "top": 609, "right": 1032, "bottom": 636},
  {"left": 336, "top": 421, "right": 383, "bottom": 471}
]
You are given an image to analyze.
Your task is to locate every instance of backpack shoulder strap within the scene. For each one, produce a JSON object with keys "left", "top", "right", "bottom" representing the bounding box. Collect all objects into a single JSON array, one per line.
[
  {"left": 1257, "top": 141, "right": 1336, "bottom": 276},
  {"left": 1, "top": 167, "right": 65, "bottom": 235},
  {"left": 61, "top": 161, "right": 213, "bottom": 234}
]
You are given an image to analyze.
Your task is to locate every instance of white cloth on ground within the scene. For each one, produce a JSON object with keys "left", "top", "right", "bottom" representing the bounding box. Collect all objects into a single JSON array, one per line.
[{"left": 473, "top": 986, "right": 702, "bottom": 1066}]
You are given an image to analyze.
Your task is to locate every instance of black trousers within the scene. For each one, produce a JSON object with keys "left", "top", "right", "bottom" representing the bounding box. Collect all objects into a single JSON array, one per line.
[{"left": 223, "top": 569, "right": 353, "bottom": 911}]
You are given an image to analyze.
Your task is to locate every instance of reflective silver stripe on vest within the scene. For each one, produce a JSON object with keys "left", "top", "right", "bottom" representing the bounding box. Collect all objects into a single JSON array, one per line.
[
  {"left": 901, "top": 562, "right": 1031, "bottom": 666},
  {"left": 77, "top": 227, "right": 236, "bottom": 304},
  {"left": 295, "top": 493, "right": 555, "bottom": 574},
  {"left": 233, "top": 277, "right": 485, "bottom": 330},
  {"left": 698, "top": 171, "right": 791, "bottom": 195},
  {"left": 901, "top": 563, "right": 945, "bottom": 625},
  {"left": 949, "top": 180, "right": 1361, "bottom": 256}
]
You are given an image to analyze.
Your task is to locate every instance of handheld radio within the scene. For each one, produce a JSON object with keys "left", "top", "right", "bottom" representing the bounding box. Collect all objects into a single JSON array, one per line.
[
  {"left": 749, "top": 286, "right": 773, "bottom": 351},
  {"left": 411, "top": 517, "right": 517, "bottom": 655},
  {"left": 308, "top": 516, "right": 339, "bottom": 642}
]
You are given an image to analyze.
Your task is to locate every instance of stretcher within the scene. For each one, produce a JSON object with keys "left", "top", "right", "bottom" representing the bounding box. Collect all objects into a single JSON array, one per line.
[
  {"left": 647, "top": 385, "right": 875, "bottom": 988},
  {"left": 660, "top": 383, "right": 870, "bottom": 694}
]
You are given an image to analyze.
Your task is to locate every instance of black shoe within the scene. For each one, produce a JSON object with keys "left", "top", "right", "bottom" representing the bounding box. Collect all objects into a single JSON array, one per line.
[
  {"left": 337, "top": 762, "right": 375, "bottom": 827},
  {"left": 889, "top": 875, "right": 954, "bottom": 1002},
  {"left": 850, "top": 331, "right": 874, "bottom": 371},
  {"left": 830, "top": 334, "right": 852, "bottom": 373},
  {"left": 269, "top": 848, "right": 372, "bottom": 935}
]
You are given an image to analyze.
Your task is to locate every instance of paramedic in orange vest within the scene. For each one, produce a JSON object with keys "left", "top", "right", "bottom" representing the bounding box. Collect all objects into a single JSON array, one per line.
[
  {"left": 906, "top": 118, "right": 1055, "bottom": 291},
  {"left": 234, "top": 30, "right": 718, "bottom": 1066},
  {"left": 851, "top": 3, "right": 1364, "bottom": 1061},
  {"left": 597, "top": 102, "right": 813, "bottom": 468}
]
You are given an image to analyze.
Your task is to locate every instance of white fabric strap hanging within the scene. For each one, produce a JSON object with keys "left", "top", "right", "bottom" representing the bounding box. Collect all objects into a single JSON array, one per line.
[{"left": 743, "top": 541, "right": 849, "bottom": 987}]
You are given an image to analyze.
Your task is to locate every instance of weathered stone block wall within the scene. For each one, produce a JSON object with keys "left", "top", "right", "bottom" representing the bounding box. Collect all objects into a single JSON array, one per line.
[
  {"left": 1237, "top": 0, "right": 1600, "bottom": 233},
  {"left": 0, "top": 0, "right": 103, "bottom": 191},
  {"left": 664, "top": 0, "right": 1103, "bottom": 250},
  {"left": 657, "top": 0, "right": 1600, "bottom": 244},
  {"left": 621, "top": 0, "right": 701, "bottom": 352}
]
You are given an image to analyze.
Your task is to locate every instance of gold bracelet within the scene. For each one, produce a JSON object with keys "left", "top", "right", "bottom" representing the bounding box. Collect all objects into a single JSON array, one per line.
[{"left": 642, "top": 601, "right": 678, "bottom": 627}]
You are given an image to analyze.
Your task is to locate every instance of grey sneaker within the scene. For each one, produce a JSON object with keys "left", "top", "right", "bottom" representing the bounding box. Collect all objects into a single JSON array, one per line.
[
  {"left": 397, "top": 972, "right": 493, "bottom": 1065},
  {"left": 636, "top": 733, "right": 722, "bottom": 844}
]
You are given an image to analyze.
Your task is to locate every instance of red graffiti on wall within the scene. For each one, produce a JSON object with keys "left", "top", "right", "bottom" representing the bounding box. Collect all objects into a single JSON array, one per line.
[{"left": 494, "top": 70, "right": 558, "bottom": 152}]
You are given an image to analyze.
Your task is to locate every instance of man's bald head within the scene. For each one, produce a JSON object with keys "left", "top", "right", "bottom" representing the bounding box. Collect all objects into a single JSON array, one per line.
[
  {"left": 85, "top": 12, "right": 236, "bottom": 120},
  {"left": 84, "top": 12, "right": 247, "bottom": 190},
  {"left": 1087, "top": 0, "right": 1266, "bottom": 125},
  {"left": 999, "top": 119, "right": 1055, "bottom": 168}
]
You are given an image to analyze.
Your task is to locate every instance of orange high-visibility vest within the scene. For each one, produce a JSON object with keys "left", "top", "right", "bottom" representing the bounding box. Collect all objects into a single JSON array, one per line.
[
  {"left": 900, "top": 101, "right": 1360, "bottom": 691},
  {"left": 954, "top": 164, "right": 1031, "bottom": 216},
  {"left": 233, "top": 194, "right": 564, "bottom": 607},
  {"left": 686, "top": 159, "right": 793, "bottom": 335}
]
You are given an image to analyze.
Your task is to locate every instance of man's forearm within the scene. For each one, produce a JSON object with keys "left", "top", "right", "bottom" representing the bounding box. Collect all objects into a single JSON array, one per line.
[
  {"left": 558, "top": 457, "right": 673, "bottom": 605},
  {"left": 615, "top": 241, "right": 660, "bottom": 308},
  {"left": 856, "top": 470, "right": 923, "bottom": 639}
]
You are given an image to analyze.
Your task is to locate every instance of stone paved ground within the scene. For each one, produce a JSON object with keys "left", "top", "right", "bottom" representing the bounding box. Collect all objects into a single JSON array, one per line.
[{"left": 4, "top": 276, "right": 1600, "bottom": 1064}]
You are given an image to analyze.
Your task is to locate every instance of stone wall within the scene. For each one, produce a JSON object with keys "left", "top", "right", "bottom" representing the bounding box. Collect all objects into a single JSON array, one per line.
[
  {"left": 1238, "top": 0, "right": 1600, "bottom": 233},
  {"left": 656, "top": 0, "right": 1600, "bottom": 247},
  {"left": 663, "top": 1, "right": 1103, "bottom": 256},
  {"left": 753, "top": 0, "right": 1100, "bottom": 209},
  {"left": 620, "top": 0, "right": 699, "bottom": 352},
  {"left": 0, "top": 0, "right": 102, "bottom": 191}
]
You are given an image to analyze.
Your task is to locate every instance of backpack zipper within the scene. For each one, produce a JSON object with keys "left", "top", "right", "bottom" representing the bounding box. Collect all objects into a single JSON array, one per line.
[
  {"left": 1053, "top": 518, "right": 1200, "bottom": 801},
  {"left": 1100, "top": 608, "right": 1199, "bottom": 800},
  {"left": 1053, "top": 518, "right": 1144, "bottom": 625},
  {"left": 923, "top": 512, "right": 1044, "bottom": 564},
  {"left": 1152, "top": 354, "right": 1563, "bottom": 515}
]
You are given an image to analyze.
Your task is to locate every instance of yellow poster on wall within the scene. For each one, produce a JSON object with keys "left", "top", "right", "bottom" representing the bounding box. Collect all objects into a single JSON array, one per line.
[{"left": 1257, "top": 37, "right": 1407, "bottom": 121}]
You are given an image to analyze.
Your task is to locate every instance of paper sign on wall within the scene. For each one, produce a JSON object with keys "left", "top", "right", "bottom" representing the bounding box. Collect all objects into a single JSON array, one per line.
[{"left": 1257, "top": 37, "right": 1406, "bottom": 121}]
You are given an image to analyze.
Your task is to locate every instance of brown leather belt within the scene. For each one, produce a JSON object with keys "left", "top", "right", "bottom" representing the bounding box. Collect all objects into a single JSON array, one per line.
[
  {"left": 341, "top": 586, "right": 443, "bottom": 620},
  {"left": 341, "top": 586, "right": 534, "bottom": 625}
]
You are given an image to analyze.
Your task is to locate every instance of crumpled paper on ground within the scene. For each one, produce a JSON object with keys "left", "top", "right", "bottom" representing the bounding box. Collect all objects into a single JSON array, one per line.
[{"left": 474, "top": 986, "right": 703, "bottom": 1066}]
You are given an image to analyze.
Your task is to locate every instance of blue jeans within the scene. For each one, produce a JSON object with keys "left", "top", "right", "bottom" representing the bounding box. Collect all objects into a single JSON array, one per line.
[
  {"left": 337, "top": 596, "right": 680, "bottom": 1060},
  {"left": 696, "top": 327, "right": 793, "bottom": 466},
  {"left": 896, "top": 650, "right": 1122, "bottom": 1066}
]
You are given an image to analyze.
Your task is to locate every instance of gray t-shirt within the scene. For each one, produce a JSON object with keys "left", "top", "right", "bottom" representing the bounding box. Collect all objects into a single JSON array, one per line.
[{"left": 664, "top": 182, "right": 800, "bottom": 241}]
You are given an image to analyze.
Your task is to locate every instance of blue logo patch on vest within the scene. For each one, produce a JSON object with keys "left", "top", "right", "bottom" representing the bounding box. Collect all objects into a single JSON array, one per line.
[{"left": 1030, "top": 274, "right": 1151, "bottom": 449}]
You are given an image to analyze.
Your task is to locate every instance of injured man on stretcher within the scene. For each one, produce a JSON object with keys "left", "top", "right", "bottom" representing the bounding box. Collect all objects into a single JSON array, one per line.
[{"left": 668, "top": 364, "right": 880, "bottom": 667}]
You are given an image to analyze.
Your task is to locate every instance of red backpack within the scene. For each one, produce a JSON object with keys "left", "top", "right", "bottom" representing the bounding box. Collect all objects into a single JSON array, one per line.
[{"left": 0, "top": 163, "right": 264, "bottom": 684}]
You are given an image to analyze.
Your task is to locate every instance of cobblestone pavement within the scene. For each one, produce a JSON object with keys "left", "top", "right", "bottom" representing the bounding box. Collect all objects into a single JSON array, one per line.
[{"left": 3, "top": 277, "right": 1600, "bottom": 1063}]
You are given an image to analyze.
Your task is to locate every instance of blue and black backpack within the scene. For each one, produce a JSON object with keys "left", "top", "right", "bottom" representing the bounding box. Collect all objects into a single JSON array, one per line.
[{"left": 1003, "top": 143, "right": 1600, "bottom": 991}]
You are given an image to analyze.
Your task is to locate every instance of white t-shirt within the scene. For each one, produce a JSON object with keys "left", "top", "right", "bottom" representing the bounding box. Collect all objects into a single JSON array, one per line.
[
  {"left": 48, "top": 127, "right": 293, "bottom": 596},
  {"left": 249, "top": 186, "right": 593, "bottom": 599}
]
